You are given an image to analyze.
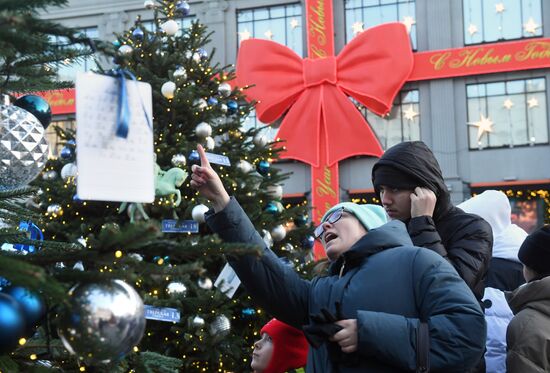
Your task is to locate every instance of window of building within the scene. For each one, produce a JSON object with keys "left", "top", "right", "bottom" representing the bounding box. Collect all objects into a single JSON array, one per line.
[
  {"left": 361, "top": 89, "right": 420, "bottom": 150},
  {"left": 238, "top": 3, "right": 303, "bottom": 140},
  {"left": 463, "top": 0, "right": 543, "bottom": 45},
  {"left": 44, "top": 119, "right": 76, "bottom": 157},
  {"left": 344, "top": 0, "right": 417, "bottom": 49},
  {"left": 237, "top": 3, "right": 303, "bottom": 56},
  {"left": 466, "top": 78, "right": 548, "bottom": 149},
  {"left": 55, "top": 27, "right": 99, "bottom": 82}
]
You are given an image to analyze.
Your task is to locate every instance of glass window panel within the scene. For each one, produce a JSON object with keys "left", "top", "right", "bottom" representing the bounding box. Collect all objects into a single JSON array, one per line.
[
  {"left": 381, "top": 0, "right": 396, "bottom": 5},
  {"left": 501, "top": 1, "right": 522, "bottom": 40},
  {"left": 364, "top": 0, "right": 380, "bottom": 6},
  {"left": 378, "top": 4, "right": 398, "bottom": 23},
  {"left": 509, "top": 96, "right": 528, "bottom": 145},
  {"left": 486, "top": 82, "right": 506, "bottom": 96},
  {"left": 506, "top": 80, "right": 525, "bottom": 94},
  {"left": 270, "top": 7, "right": 284, "bottom": 18},
  {"left": 529, "top": 92, "right": 548, "bottom": 143},
  {"left": 522, "top": 1, "right": 543, "bottom": 37},
  {"left": 253, "top": 8, "right": 269, "bottom": 20},
  {"left": 287, "top": 4, "right": 301, "bottom": 16},
  {"left": 237, "top": 10, "right": 252, "bottom": 22},
  {"left": 526, "top": 78, "right": 545, "bottom": 92},
  {"left": 487, "top": 95, "right": 508, "bottom": 146}
]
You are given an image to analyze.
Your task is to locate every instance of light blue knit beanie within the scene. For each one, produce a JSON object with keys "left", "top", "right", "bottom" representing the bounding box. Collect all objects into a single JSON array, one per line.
[{"left": 321, "top": 202, "right": 388, "bottom": 231}]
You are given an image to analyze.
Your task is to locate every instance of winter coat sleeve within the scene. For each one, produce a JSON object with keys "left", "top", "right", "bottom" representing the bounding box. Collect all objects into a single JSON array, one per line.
[
  {"left": 355, "top": 249, "right": 486, "bottom": 371},
  {"left": 407, "top": 213, "right": 492, "bottom": 299},
  {"left": 205, "top": 197, "right": 310, "bottom": 329},
  {"left": 506, "top": 315, "right": 549, "bottom": 373}
]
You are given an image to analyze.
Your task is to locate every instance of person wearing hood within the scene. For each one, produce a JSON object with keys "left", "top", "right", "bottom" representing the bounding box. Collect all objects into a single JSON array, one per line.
[
  {"left": 506, "top": 225, "right": 550, "bottom": 372},
  {"left": 251, "top": 318, "right": 308, "bottom": 373},
  {"left": 371, "top": 141, "right": 493, "bottom": 301},
  {"left": 458, "top": 190, "right": 528, "bottom": 373},
  {"left": 190, "top": 145, "right": 485, "bottom": 372}
]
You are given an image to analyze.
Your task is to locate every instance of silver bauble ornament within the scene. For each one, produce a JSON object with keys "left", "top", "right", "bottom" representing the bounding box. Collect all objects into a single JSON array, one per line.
[
  {"left": 217, "top": 82, "right": 232, "bottom": 97},
  {"left": 61, "top": 162, "right": 78, "bottom": 180},
  {"left": 261, "top": 229, "right": 273, "bottom": 248},
  {"left": 117, "top": 45, "right": 133, "bottom": 56},
  {"left": 144, "top": 0, "right": 155, "bottom": 9},
  {"left": 220, "top": 103, "right": 228, "bottom": 113},
  {"left": 195, "top": 122, "right": 212, "bottom": 137},
  {"left": 204, "top": 136, "right": 215, "bottom": 150},
  {"left": 192, "top": 52, "right": 201, "bottom": 63},
  {"left": 236, "top": 160, "right": 252, "bottom": 173},
  {"left": 161, "top": 81, "right": 176, "bottom": 99},
  {"left": 266, "top": 184, "right": 283, "bottom": 200},
  {"left": 57, "top": 280, "right": 145, "bottom": 364},
  {"left": 197, "top": 277, "right": 213, "bottom": 290},
  {"left": 282, "top": 243, "right": 295, "bottom": 252},
  {"left": 271, "top": 224, "right": 287, "bottom": 241},
  {"left": 47, "top": 204, "right": 63, "bottom": 216},
  {"left": 171, "top": 154, "right": 186, "bottom": 167},
  {"left": 0, "top": 105, "right": 48, "bottom": 190},
  {"left": 73, "top": 261, "right": 84, "bottom": 271},
  {"left": 209, "top": 314, "right": 231, "bottom": 340},
  {"left": 167, "top": 282, "right": 187, "bottom": 296},
  {"left": 42, "top": 170, "right": 57, "bottom": 181},
  {"left": 194, "top": 98, "right": 207, "bottom": 110},
  {"left": 253, "top": 134, "right": 268, "bottom": 148},
  {"left": 191, "top": 204, "right": 209, "bottom": 223},
  {"left": 161, "top": 19, "right": 179, "bottom": 36},
  {"left": 173, "top": 67, "right": 187, "bottom": 80},
  {"left": 189, "top": 315, "right": 205, "bottom": 328}
]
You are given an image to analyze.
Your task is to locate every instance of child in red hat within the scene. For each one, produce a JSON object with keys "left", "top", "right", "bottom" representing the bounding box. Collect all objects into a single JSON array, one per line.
[{"left": 251, "top": 318, "right": 308, "bottom": 373}]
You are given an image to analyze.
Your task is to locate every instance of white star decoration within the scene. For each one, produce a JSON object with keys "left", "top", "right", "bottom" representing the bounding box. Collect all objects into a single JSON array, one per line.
[
  {"left": 527, "top": 97, "right": 539, "bottom": 108},
  {"left": 352, "top": 21, "right": 364, "bottom": 35},
  {"left": 468, "top": 114, "right": 494, "bottom": 141},
  {"left": 402, "top": 16, "right": 416, "bottom": 34},
  {"left": 290, "top": 18, "right": 299, "bottom": 29},
  {"left": 403, "top": 105, "right": 419, "bottom": 121},
  {"left": 468, "top": 23, "right": 478, "bottom": 36},
  {"left": 495, "top": 3, "right": 505, "bottom": 13},
  {"left": 264, "top": 30, "right": 274, "bottom": 40},
  {"left": 503, "top": 99, "right": 514, "bottom": 110},
  {"left": 238, "top": 29, "right": 251, "bottom": 42},
  {"left": 523, "top": 18, "right": 540, "bottom": 35}
]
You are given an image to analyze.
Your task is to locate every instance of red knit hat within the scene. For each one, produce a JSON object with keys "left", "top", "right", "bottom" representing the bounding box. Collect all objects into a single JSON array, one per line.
[{"left": 260, "top": 318, "right": 308, "bottom": 373}]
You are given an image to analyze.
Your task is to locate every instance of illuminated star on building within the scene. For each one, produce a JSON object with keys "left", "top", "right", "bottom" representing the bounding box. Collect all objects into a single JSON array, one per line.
[
  {"left": 403, "top": 105, "right": 419, "bottom": 121},
  {"left": 503, "top": 99, "right": 514, "bottom": 110},
  {"left": 495, "top": 3, "right": 505, "bottom": 13},
  {"left": 468, "top": 114, "right": 494, "bottom": 141},
  {"left": 527, "top": 97, "right": 539, "bottom": 108},
  {"left": 402, "top": 16, "right": 416, "bottom": 34},
  {"left": 523, "top": 17, "right": 540, "bottom": 35},
  {"left": 290, "top": 18, "right": 299, "bottom": 29},
  {"left": 352, "top": 21, "right": 364, "bottom": 35},
  {"left": 467, "top": 23, "right": 478, "bottom": 36},
  {"left": 238, "top": 29, "right": 251, "bottom": 42},
  {"left": 264, "top": 30, "right": 274, "bottom": 40}
]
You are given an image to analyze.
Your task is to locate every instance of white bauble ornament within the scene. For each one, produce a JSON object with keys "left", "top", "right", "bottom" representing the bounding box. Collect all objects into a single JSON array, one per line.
[
  {"left": 192, "top": 52, "right": 201, "bottom": 63},
  {"left": 271, "top": 224, "right": 287, "bottom": 241},
  {"left": 171, "top": 154, "right": 186, "bottom": 167},
  {"left": 117, "top": 45, "right": 133, "bottom": 56},
  {"left": 236, "top": 160, "right": 252, "bottom": 173},
  {"left": 173, "top": 67, "right": 187, "bottom": 80},
  {"left": 266, "top": 184, "right": 283, "bottom": 200},
  {"left": 194, "top": 98, "right": 207, "bottom": 110},
  {"left": 189, "top": 315, "right": 205, "bottom": 328},
  {"left": 220, "top": 103, "right": 228, "bottom": 113},
  {"left": 204, "top": 136, "right": 215, "bottom": 150},
  {"left": 167, "top": 282, "right": 187, "bottom": 296},
  {"left": 161, "top": 81, "right": 176, "bottom": 99},
  {"left": 217, "top": 82, "right": 232, "bottom": 97},
  {"left": 161, "top": 20, "right": 179, "bottom": 36},
  {"left": 253, "top": 134, "right": 268, "bottom": 148},
  {"left": 195, "top": 122, "right": 212, "bottom": 137},
  {"left": 144, "top": 0, "right": 155, "bottom": 9},
  {"left": 261, "top": 229, "right": 273, "bottom": 248},
  {"left": 197, "top": 277, "right": 213, "bottom": 290},
  {"left": 61, "top": 162, "right": 78, "bottom": 180},
  {"left": 191, "top": 204, "right": 209, "bottom": 223}
]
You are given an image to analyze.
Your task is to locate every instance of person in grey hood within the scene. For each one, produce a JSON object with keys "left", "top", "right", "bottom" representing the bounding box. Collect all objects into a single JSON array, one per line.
[
  {"left": 191, "top": 144, "right": 485, "bottom": 372},
  {"left": 372, "top": 141, "right": 493, "bottom": 301}
]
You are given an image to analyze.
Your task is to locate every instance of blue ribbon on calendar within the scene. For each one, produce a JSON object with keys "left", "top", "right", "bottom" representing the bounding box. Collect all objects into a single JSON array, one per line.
[{"left": 112, "top": 68, "right": 152, "bottom": 138}]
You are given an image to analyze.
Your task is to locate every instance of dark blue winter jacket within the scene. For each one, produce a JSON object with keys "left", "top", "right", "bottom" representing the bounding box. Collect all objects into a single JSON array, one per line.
[{"left": 206, "top": 198, "right": 486, "bottom": 372}]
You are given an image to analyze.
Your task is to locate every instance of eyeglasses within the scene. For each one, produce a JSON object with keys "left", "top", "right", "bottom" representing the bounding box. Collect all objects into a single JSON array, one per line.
[{"left": 314, "top": 207, "right": 345, "bottom": 239}]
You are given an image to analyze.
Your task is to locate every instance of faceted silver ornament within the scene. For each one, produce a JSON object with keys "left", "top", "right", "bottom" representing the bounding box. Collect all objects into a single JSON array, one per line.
[
  {"left": 171, "top": 154, "right": 186, "bottom": 167},
  {"left": 57, "top": 280, "right": 145, "bottom": 365},
  {"left": 209, "top": 314, "right": 231, "bottom": 340},
  {"left": 189, "top": 315, "right": 205, "bottom": 328},
  {"left": 217, "top": 82, "right": 232, "bottom": 97},
  {"left": 0, "top": 105, "right": 49, "bottom": 190}
]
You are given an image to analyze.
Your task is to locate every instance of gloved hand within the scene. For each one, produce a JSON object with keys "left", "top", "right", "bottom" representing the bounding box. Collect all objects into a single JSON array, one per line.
[{"left": 303, "top": 308, "right": 343, "bottom": 348}]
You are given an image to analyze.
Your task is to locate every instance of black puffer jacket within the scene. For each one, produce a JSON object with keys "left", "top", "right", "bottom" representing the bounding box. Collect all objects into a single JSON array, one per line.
[{"left": 372, "top": 141, "right": 493, "bottom": 300}]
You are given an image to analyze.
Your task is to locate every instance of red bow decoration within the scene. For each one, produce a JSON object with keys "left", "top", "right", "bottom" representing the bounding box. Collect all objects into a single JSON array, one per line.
[{"left": 236, "top": 23, "right": 414, "bottom": 167}]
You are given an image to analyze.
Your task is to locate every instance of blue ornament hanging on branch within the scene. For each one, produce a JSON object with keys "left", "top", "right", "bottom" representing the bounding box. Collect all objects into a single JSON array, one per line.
[
  {"left": 176, "top": 1, "right": 191, "bottom": 16},
  {"left": 13, "top": 95, "right": 52, "bottom": 128},
  {"left": 257, "top": 160, "right": 270, "bottom": 175},
  {"left": 132, "top": 27, "right": 144, "bottom": 40},
  {"left": 0, "top": 293, "right": 25, "bottom": 355},
  {"left": 2, "top": 286, "right": 46, "bottom": 337}
]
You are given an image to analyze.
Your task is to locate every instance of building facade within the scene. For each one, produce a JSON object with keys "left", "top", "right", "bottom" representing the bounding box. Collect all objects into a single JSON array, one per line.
[{"left": 40, "top": 0, "right": 550, "bottom": 232}]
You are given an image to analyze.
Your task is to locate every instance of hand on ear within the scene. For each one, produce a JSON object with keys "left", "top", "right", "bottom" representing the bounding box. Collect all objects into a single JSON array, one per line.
[{"left": 410, "top": 187, "right": 436, "bottom": 218}]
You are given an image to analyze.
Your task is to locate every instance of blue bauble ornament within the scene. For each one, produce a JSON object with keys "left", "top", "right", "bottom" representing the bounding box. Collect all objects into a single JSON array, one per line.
[
  {"left": 112, "top": 40, "right": 121, "bottom": 48},
  {"left": 197, "top": 48, "right": 208, "bottom": 59},
  {"left": 153, "top": 256, "right": 170, "bottom": 265},
  {"left": 241, "top": 307, "right": 255, "bottom": 318},
  {"left": 188, "top": 149, "right": 200, "bottom": 165},
  {"left": 257, "top": 160, "right": 270, "bottom": 175},
  {"left": 0, "top": 277, "right": 10, "bottom": 291},
  {"left": 207, "top": 97, "right": 218, "bottom": 106},
  {"left": 0, "top": 293, "right": 25, "bottom": 354},
  {"left": 60, "top": 146, "right": 73, "bottom": 160},
  {"left": 176, "top": 1, "right": 191, "bottom": 16},
  {"left": 226, "top": 100, "right": 238, "bottom": 115},
  {"left": 14, "top": 95, "right": 52, "bottom": 128},
  {"left": 132, "top": 27, "right": 144, "bottom": 40},
  {"left": 67, "top": 139, "right": 76, "bottom": 146},
  {"left": 294, "top": 215, "right": 308, "bottom": 227},
  {"left": 72, "top": 194, "right": 82, "bottom": 202},
  {"left": 2, "top": 286, "right": 46, "bottom": 335},
  {"left": 265, "top": 202, "right": 278, "bottom": 214},
  {"left": 301, "top": 235, "right": 315, "bottom": 249}
]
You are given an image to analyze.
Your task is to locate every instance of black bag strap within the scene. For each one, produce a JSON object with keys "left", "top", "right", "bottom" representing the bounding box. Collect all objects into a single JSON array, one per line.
[{"left": 416, "top": 321, "right": 430, "bottom": 373}]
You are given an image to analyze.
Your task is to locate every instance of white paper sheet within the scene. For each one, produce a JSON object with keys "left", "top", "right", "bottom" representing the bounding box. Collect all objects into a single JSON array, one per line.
[{"left": 76, "top": 72, "right": 154, "bottom": 203}]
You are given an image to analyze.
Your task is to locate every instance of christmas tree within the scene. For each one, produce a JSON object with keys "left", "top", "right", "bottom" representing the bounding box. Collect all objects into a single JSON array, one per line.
[{"left": 1, "top": 0, "right": 314, "bottom": 371}]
